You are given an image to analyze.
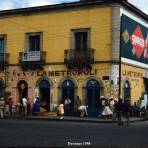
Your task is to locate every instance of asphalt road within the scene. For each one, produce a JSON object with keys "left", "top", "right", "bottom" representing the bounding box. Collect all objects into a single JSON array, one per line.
[{"left": 0, "top": 119, "right": 148, "bottom": 148}]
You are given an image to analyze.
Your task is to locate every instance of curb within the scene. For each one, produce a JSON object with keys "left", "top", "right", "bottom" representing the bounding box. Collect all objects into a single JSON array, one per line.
[{"left": 12, "top": 116, "right": 146, "bottom": 124}]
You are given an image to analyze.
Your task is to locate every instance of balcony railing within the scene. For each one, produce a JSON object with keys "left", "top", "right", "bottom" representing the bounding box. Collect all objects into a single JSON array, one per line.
[
  {"left": 64, "top": 48, "right": 94, "bottom": 69},
  {"left": 0, "top": 53, "right": 9, "bottom": 67},
  {"left": 19, "top": 51, "right": 46, "bottom": 70}
]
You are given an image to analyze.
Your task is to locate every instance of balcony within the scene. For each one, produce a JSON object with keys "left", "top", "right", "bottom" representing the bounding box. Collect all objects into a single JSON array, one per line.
[
  {"left": 64, "top": 48, "right": 94, "bottom": 69},
  {"left": 0, "top": 53, "right": 9, "bottom": 69},
  {"left": 19, "top": 51, "right": 46, "bottom": 70}
]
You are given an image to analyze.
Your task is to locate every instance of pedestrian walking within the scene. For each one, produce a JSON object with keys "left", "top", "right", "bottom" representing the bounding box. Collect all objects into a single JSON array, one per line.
[
  {"left": 115, "top": 98, "right": 124, "bottom": 126},
  {"left": 139, "top": 97, "right": 146, "bottom": 116},
  {"left": 58, "top": 104, "right": 64, "bottom": 119},
  {"left": 64, "top": 97, "right": 71, "bottom": 116},
  {"left": 102, "top": 99, "right": 112, "bottom": 119},
  {"left": 109, "top": 97, "right": 116, "bottom": 120},
  {"left": 123, "top": 99, "right": 131, "bottom": 126},
  {"left": 78, "top": 105, "right": 88, "bottom": 117},
  {"left": 34, "top": 97, "right": 40, "bottom": 116},
  {"left": 4, "top": 98, "right": 10, "bottom": 118},
  {"left": 22, "top": 98, "right": 28, "bottom": 116},
  {"left": 100, "top": 96, "right": 106, "bottom": 114},
  {"left": 75, "top": 96, "right": 81, "bottom": 114},
  {"left": 8, "top": 96, "right": 13, "bottom": 116},
  {"left": 27, "top": 98, "right": 32, "bottom": 115},
  {"left": 76, "top": 96, "right": 88, "bottom": 117},
  {"left": 0, "top": 97, "right": 5, "bottom": 119}
]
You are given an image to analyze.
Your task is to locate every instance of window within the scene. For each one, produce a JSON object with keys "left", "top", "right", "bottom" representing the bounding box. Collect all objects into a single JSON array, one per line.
[
  {"left": 72, "top": 29, "right": 90, "bottom": 50},
  {"left": 0, "top": 36, "right": 6, "bottom": 62},
  {"left": 124, "top": 80, "right": 131, "bottom": 101},
  {"left": 0, "top": 37, "right": 5, "bottom": 53},
  {"left": 26, "top": 32, "right": 42, "bottom": 51}
]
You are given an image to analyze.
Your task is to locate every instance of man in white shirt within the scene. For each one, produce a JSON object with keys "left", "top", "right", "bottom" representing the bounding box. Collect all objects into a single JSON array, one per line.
[
  {"left": 64, "top": 98, "right": 71, "bottom": 115},
  {"left": 22, "top": 98, "right": 28, "bottom": 116},
  {"left": 0, "top": 98, "right": 5, "bottom": 118}
]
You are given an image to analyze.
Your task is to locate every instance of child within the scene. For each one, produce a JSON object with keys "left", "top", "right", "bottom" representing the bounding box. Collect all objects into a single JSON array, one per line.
[{"left": 58, "top": 104, "right": 64, "bottom": 119}]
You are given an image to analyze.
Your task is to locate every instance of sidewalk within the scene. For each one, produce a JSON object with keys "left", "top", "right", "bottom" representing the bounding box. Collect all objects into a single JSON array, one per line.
[{"left": 14, "top": 115, "right": 146, "bottom": 123}]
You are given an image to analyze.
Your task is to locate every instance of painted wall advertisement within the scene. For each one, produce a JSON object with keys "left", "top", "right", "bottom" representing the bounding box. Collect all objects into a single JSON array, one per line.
[{"left": 121, "top": 14, "right": 148, "bottom": 65}]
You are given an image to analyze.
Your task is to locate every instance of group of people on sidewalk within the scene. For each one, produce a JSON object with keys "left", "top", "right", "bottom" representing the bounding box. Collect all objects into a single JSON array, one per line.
[
  {"left": 17, "top": 97, "right": 41, "bottom": 116},
  {"left": 57, "top": 95, "right": 147, "bottom": 126},
  {"left": 115, "top": 98, "right": 131, "bottom": 126},
  {"left": 0, "top": 96, "right": 41, "bottom": 119},
  {"left": 1, "top": 94, "right": 147, "bottom": 125},
  {"left": 57, "top": 96, "right": 88, "bottom": 119},
  {"left": 0, "top": 97, "right": 13, "bottom": 119}
]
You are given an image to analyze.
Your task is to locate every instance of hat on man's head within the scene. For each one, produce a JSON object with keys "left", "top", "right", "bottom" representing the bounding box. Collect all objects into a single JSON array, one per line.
[
  {"left": 100, "top": 96, "right": 105, "bottom": 99},
  {"left": 100, "top": 96, "right": 105, "bottom": 98},
  {"left": 59, "top": 104, "right": 64, "bottom": 107}
]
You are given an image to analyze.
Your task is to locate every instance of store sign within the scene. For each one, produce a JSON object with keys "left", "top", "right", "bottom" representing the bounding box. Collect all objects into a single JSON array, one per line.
[
  {"left": 23, "top": 51, "right": 41, "bottom": 61},
  {"left": 121, "top": 14, "right": 148, "bottom": 65},
  {"left": 11, "top": 69, "right": 98, "bottom": 77},
  {"left": 122, "top": 69, "right": 143, "bottom": 78}
]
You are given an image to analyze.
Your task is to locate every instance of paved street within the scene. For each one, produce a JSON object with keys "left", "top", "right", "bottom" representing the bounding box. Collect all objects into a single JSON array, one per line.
[{"left": 0, "top": 119, "right": 148, "bottom": 147}]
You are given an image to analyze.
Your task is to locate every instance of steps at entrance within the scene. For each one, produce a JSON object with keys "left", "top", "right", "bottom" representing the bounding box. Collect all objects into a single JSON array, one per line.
[{"left": 39, "top": 107, "right": 57, "bottom": 116}]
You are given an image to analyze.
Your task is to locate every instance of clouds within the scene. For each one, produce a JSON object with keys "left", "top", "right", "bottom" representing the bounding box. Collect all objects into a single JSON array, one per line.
[
  {"left": 0, "top": 0, "right": 78, "bottom": 10},
  {"left": 0, "top": 0, "right": 15, "bottom": 10},
  {"left": 128, "top": 0, "right": 148, "bottom": 14},
  {"left": 0, "top": 0, "right": 147, "bottom": 14}
]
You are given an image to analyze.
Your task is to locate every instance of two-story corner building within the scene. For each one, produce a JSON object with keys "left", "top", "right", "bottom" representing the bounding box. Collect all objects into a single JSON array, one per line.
[{"left": 0, "top": 0, "right": 147, "bottom": 116}]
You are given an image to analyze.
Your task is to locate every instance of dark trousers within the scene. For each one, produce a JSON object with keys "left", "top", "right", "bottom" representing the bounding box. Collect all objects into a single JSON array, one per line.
[
  {"left": 123, "top": 112, "right": 130, "bottom": 126},
  {"left": 64, "top": 105, "right": 70, "bottom": 116},
  {"left": 117, "top": 111, "right": 123, "bottom": 126}
]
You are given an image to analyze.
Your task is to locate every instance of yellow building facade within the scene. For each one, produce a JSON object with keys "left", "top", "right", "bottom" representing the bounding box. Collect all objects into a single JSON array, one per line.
[{"left": 0, "top": 0, "right": 147, "bottom": 116}]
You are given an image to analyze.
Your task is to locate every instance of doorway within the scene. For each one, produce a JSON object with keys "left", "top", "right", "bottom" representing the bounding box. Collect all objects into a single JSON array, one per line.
[
  {"left": 86, "top": 79, "right": 101, "bottom": 117},
  {"left": 0, "top": 80, "right": 4, "bottom": 97},
  {"left": 61, "top": 80, "right": 75, "bottom": 115},
  {"left": 17, "top": 80, "right": 28, "bottom": 103},
  {"left": 39, "top": 80, "right": 50, "bottom": 111},
  {"left": 144, "top": 78, "right": 148, "bottom": 94},
  {"left": 123, "top": 80, "right": 131, "bottom": 102}
]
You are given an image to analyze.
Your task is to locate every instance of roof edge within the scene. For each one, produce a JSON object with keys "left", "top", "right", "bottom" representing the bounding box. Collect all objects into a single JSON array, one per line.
[{"left": 0, "top": 0, "right": 147, "bottom": 20}]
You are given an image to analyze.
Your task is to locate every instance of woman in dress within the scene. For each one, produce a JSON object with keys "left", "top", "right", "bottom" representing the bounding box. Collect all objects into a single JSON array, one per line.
[{"left": 102, "top": 99, "right": 113, "bottom": 119}]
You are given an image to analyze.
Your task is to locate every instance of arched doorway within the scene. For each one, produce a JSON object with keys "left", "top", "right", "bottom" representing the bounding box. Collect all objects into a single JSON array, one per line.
[
  {"left": 0, "top": 80, "right": 4, "bottom": 97},
  {"left": 123, "top": 80, "right": 131, "bottom": 102},
  {"left": 17, "top": 80, "right": 28, "bottom": 103},
  {"left": 61, "top": 80, "right": 75, "bottom": 115},
  {"left": 38, "top": 80, "right": 50, "bottom": 111},
  {"left": 86, "top": 79, "right": 101, "bottom": 117}
]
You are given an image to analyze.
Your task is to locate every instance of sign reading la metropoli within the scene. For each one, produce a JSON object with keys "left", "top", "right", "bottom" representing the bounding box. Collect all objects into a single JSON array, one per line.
[{"left": 121, "top": 14, "right": 148, "bottom": 64}]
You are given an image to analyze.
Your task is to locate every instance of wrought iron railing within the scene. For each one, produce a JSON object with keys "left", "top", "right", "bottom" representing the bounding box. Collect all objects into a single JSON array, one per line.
[
  {"left": 19, "top": 51, "right": 46, "bottom": 70},
  {"left": 64, "top": 48, "right": 94, "bottom": 68},
  {"left": 0, "top": 53, "right": 9, "bottom": 66}
]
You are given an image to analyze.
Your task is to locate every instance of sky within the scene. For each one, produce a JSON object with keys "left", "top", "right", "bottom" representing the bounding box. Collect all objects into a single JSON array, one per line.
[{"left": 0, "top": 0, "right": 147, "bottom": 15}]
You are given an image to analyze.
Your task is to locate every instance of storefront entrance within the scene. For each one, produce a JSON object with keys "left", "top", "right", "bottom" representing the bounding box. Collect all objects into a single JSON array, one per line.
[
  {"left": 144, "top": 78, "right": 148, "bottom": 94},
  {"left": 86, "top": 79, "right": 101, "bottom": 117},
  {"left": 0, "top": 80, "right": 4, "bottom": 97},
  {"left": 39, "top": 80, "right": 50, "bottom": 111},
  {"left": 17, "top": 80, "right": 28, "bottom": 103},
  {"left": 61, "top": 80, "right": 75, "bottom": 115},
  {"left": 123, "top": 80, "right": 131, "bottom": 102}
]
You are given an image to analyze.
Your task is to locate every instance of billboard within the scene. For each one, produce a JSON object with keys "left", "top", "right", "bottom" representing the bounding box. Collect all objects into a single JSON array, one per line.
[{"left": 121, "top": 14, "right": 148, "bottom": 65}]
